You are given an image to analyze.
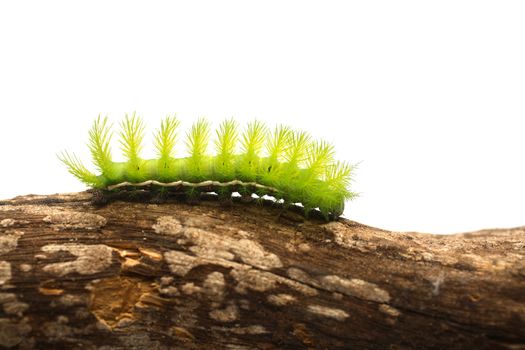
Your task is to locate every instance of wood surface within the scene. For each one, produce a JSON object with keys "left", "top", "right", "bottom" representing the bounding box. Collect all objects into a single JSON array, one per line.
[{"left": 0, "top": 191, "right": 524, "bottom": 349}]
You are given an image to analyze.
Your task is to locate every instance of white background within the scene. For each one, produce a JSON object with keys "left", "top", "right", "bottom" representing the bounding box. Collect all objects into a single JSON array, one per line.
[{"left": 0, "top": 1, "right": 523, "bottom": 234}]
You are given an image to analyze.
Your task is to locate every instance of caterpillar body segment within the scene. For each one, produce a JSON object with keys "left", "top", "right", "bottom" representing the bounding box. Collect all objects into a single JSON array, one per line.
[{"left": 59, "top": 114, "right": 357, "bottom": 220}]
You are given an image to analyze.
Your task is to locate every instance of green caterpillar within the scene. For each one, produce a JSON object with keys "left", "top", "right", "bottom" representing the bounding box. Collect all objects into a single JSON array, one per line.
[{"left": 59, "top": 113, "right": 357, "bottom": 220}]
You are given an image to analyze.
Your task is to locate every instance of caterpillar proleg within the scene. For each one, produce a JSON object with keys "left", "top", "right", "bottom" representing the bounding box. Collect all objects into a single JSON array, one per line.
[{"left": 59, "top": 113, "right": 357, "bottom": 220}]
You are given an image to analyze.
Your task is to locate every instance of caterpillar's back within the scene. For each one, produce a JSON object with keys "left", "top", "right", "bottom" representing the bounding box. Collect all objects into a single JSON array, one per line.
[{"left": 59, "top": 113, "right": 357, "bottom": 220}]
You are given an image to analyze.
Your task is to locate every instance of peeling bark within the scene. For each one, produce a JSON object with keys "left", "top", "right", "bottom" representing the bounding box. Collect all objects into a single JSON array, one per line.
[{"left": 0, "top": 191, "right": 524, "bottom": 350}]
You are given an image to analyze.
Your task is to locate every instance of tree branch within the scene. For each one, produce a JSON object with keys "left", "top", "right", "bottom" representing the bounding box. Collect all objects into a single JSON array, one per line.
[{"left": 0, "top": 192, "right": 523, "bottom": 349}]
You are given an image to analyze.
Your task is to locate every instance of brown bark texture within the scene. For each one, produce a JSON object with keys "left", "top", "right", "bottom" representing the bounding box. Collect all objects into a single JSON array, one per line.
[{"left": 0, "top": 191, "right": 524, "bottom": 350}]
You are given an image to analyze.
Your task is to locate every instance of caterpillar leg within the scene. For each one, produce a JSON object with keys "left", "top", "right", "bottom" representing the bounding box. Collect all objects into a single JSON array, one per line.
[
  {"left": 90, "top": 189, "right": 108, "bottom": 206},
  {"left": 238, "top": 186, "right": 255, "bottom": 204},
  {"left": 216, "top": 186, "right": 233, "bottom": 206},
  {"left": 303, "top": 205, "right": 314, "bottom": 219},
  {"left": 329, "top": 201, "right": 345, "bottom": 220},
  {"left": 275, "top": 200, "right": 298, "bottom": 221},
  {"left": 185, "top": 187, "right": 201, "bottom": 205},
  {"left": 150, "top": 186, "right": 169, "bottom": 204},
  {"left": 253, "top": 188, "right": 268, "bottom": 207}
]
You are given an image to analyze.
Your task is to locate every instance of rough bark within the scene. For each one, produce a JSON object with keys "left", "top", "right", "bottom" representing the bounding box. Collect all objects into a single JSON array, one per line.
[{"left": 0, "top": 191, "right": 523, "bottom": 350}]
